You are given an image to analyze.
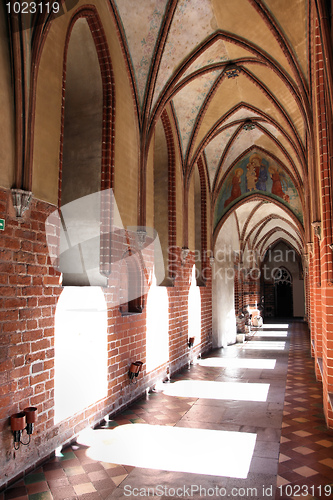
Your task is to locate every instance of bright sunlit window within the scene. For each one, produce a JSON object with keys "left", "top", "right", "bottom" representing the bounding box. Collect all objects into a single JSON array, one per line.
[
  {"left": 146, "top": 272, "right": 169, "bottom": 372},
  {"left": 78, "top": 424, "right": 257, "bottom": 479},
  {"left": 188, "top": 265, "right": 201, "bottom": 345},
  {"left": 162, "top": 380, "right": 270, "bottom": 402},
  {"left": 54, "top": 287, "right": 108, "bottom": 423}
]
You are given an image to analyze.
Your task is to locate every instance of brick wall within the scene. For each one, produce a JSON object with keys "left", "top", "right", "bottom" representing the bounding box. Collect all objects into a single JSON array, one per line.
[
  {"left": 308, "top": 17, "right": 333, "bottom": 428},
  {"left": 0, "top": 189, "right": 61, "bottom": 485},
  {"left": 0, "top": 187, "right": 212, "bottom": 489}
]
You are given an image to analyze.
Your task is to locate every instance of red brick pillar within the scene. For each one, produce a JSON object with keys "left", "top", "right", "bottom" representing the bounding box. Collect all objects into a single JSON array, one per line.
[{"left": 314, "top": 19, "right": 333, "bottom": 426}]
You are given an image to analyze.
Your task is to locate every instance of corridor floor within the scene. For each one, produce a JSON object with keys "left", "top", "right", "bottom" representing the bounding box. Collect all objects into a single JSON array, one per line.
[{"left": 2, "top": 320, "right": 333, "bottom": 500}]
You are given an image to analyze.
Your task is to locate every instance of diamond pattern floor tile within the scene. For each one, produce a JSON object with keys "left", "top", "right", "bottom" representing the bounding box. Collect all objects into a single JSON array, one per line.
[
  {"left": 2, "top": 321, "right": 333, "bottom": 500},
  {"left": 275, "top": 323, "right": 333, "bottom": 500}
]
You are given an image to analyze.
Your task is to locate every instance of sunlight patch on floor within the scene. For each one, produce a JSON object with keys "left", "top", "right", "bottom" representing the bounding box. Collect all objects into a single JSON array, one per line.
[
  {"left": 262, "top": 323, "right": 290, "bottom": 329},
  {"left": 252, "top": 331, "right": 288, "bottom": 338},
  {"left": 78, "top": 425, "right": 256, "bottom": 479},
  {"left": 242, "top": 341, "right": 286, "bottom": 350},
  {"left": 198, "top": 358, "right": 276, "bottom": 369},
  {"left": 162, "top": 380, "right": 270, "bottom": 401}
]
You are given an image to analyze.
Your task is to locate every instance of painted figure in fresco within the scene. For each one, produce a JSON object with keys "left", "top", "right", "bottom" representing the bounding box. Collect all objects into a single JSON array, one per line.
[
  {"left": 246, "top": 153, "right": 269, "bottom": 192},
  {"left": 246, "top": 162, "right": 257, "bottom": 191},
  {"left": 245, "top": 153, "right": 269, "bottom": 192},
  {"left": 224, "top": 168, "right": 243, "bottom": 208},
  {"left": 255, "top": 162, "right": 268, "bottom": 191},
  {"left": 246, "top": 154, "right": 260, "bottom": 191},
  {"left": 268, "top": 165, "right": 290, "bottom": 202}
]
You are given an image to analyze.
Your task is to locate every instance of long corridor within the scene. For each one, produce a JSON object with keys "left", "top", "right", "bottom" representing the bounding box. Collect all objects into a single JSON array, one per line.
[{"left": 2, "top": 321, "right": 333, "bottom": 500}]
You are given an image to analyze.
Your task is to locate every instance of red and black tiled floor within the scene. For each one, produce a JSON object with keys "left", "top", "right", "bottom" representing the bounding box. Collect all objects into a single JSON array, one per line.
[
  {"left": 276, "top": 322, "right": 333, "bottom": 499},
  {"left": 1, "top": 320, "right": 333, "bottom": 500}
]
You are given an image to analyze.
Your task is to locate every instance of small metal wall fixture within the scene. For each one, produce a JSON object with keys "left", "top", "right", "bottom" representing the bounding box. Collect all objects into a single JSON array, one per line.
[
  {"left": 128, "top": 361, "right": 143, "bottom": 383},
  {"left": 11, "top": 189, "right": 33, "bottom": 218},
  {"left": 136, "top": 229, "right": 147, "bottom": 248},
  {"left": 312, "top": 221, "right": 321, "bottom": 241},
  {"left": 10, "top": 407, "right": 37, "bottom": 449}
]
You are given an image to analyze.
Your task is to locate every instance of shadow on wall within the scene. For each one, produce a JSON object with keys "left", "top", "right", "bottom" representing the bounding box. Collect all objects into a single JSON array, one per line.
[{"left": 212, "top": 259, "right": 237, "bottom": 348}]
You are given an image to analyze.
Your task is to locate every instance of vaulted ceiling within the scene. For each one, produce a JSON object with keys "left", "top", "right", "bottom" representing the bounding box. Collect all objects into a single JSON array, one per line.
[
  {"left": 16, "top": 0, "right": 310, "bottom": 258},
  {"left": 112, "top": 0, "right": 309, "bottom": 257}
]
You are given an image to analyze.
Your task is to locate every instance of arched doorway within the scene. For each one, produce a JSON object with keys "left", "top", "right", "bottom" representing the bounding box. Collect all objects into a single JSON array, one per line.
[{"left": 274, "top": 267, "right": 293, "bottom": 317}]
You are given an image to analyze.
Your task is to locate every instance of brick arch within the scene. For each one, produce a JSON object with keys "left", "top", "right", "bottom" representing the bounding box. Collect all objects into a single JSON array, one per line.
[
  {"left": 58, "top": 7, "right": 116, "bottom": 279},
  {"left": 185, "top": 155, "right": 209, "bottom": 279},
  {"left": 160, "top": 109, "right": 177, "bottom": 280},
  {"left": 213, "top": 192, "right": 305, "bottom": 249},
  {"left": 264, "top": 239, "right": 303, "bottom": 278},
  {"left": 197, "top": 156, "right": 208, "bottom": 269}
]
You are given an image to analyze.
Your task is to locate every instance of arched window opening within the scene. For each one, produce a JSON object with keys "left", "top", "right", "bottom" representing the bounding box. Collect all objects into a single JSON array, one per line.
[
  {"left": 153, "top": 111, "right": 177, "bottom": 285},
  {"left": 273, "top": 267, "right": 292, "bottom": 285}
]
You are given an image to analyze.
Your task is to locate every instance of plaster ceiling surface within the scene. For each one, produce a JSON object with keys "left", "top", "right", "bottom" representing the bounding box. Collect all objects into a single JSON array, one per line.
[
  {"left": 220, "top": 127, "right": 266, "bottom": 175},
  {"left": 262, "top": 232, "right": 303, "bottom": 255},
  {"left": 112, "top": 0, "right": 308, "bottom": 252},
  {"left": 254, "top": 220, "right": 301, "bottom": 247}
]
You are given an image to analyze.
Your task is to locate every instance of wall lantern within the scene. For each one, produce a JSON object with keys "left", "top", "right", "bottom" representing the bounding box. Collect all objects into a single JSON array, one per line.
[
  {"left": 188, "top": 337, "right": 195, "bottom": 348},
  {"left": 10, "top": 407, "right": 37, "bottom": 449},
  {"left": 128, "top": 361, "right": 143, "bottom": 383},
  {"left": 312, "top": 221, "right": 321, "bottom": 241}
]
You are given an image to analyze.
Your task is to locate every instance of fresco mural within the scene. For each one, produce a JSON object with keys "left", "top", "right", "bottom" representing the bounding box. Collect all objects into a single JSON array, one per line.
[{"left": 214, "top": 151, "right": 303, "bottom": 227}]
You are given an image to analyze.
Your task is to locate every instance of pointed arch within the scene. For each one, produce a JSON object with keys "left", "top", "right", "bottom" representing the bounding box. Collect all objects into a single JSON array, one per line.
[{"left": 58, "top": 7, "right": 115, "bottom": 285}]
